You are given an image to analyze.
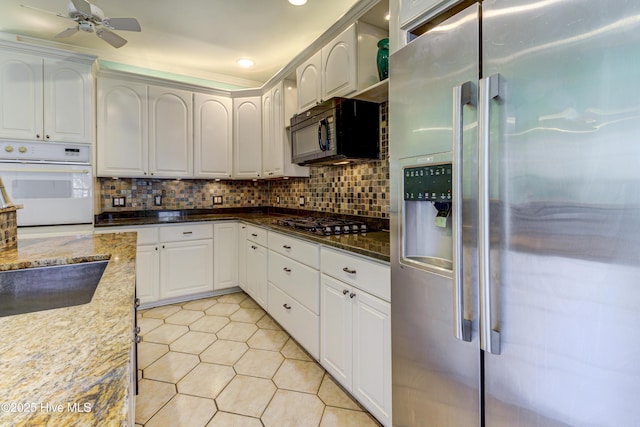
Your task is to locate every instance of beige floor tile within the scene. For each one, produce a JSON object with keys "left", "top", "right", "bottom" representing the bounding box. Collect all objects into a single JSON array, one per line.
[
  {"left": 165, "top": 309, "right": 205, "bottom": 326},
  {"left": 144, "top": 352, "right": 200, "bottom": 383},
  {"left": 170, "top": 331, "right": 217, "bottom": 354},
  {"left": 262, "top": 389, "right": 325, "bottom": 427},
  {"left": 138, "top": 341, "right": 170, "bottom": 370},
  {"left": 319, "top": 407, "right": 381, "bottom": 427},
  {"left": 189, "top": 315, "right": 230, "bottom": 333},
  {"left": 138, "top": 317, "right": 164, "bottom": 335},
  {"left": 318, "top": 375, "right": 361, "bottom": 411},
  {"left": 247, "top": 328, "right": 289, "bottom": 351},
  {"left": 143, "top": 305, "right": 181, "bottom": 319},
  {"left": 135, "top": 379, "right": 176, "bottom": 425},
  {"left": 257, "top": 315, "right": 283, "bottom": 330},
  {"left": 273, "top": 359, "right": 325, "bottom": 393},
  {"left": 205, "top": 303, "right": 241, "bottom": 317},
  {"left": 234, "top": 349, "right": 284, "bottom": 379},
  {"left": 215, "top": 375, "right": 276, "bottom": 418},
  {"left": 182, "top": 297, "right": 218, "bottom": 311},
  {"left": 239, "top": 298, "right": 261, "bottom": 309},
  {"left": 216, "top": 321, "right": 258, "bottom": 342},
  {"left": 200, "top": 340, "right": 248, "bottom": 365},
  {"left": 145, "top": 394, "right": 217, "bottom": 427},
  {"left": 178, "top": 363, "right": 236, "bottom": 399},
  {"left": 280, "top": 338, "right": 312, "bottom": 361},
  {"left": 206, "top": 411, "right": 262, "bottom": 427},
  {"left": 230, "top": 307, "right": 266, "bottom": 323},
  {"left": 217, "top": 293, "right": 247, "bottom": 304},
  {"left": 143, "top": 324, "right": 189, "bottom": 345}
]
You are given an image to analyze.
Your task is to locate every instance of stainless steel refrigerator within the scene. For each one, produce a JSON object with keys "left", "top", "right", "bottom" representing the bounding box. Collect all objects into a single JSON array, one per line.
[{"left": 389, "top": 0, "right": 640, "bottom": 426}]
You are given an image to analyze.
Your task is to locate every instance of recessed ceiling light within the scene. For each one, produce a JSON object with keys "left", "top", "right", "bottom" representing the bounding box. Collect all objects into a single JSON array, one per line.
[
  {"left": 289, "top": 0, "right": 307, "bottom": 5},
  {"left": 237, "top": 58, "right": 255, "bottom": 68}
]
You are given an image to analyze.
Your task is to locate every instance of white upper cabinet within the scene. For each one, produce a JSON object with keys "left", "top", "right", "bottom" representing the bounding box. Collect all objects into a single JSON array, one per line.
[
  {"left": 97, "top": 77, "right": 148, "bottom": 177},
  {"left": 399, "top": 0, "right": 463, "bottom": 29},
  {"left": 295, "top": 22, "right": 388, "bottom": 113},
  {"left": 233, "top": 95, "right": 262, "bottom": 179},
  {"left": 195, "top": 93, "right": 233, "bottom": 179},
  {"left": 149, "top": 85, "right": 193, "bottom": 178},
  {"left": 0, "top": 48, "right": 92, "bottom": 143}
]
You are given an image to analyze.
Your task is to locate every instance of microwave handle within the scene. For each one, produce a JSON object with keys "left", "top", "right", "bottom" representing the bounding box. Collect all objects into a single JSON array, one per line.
[{"left": 318, "top": 119, "right": 328, "bottom": 151}]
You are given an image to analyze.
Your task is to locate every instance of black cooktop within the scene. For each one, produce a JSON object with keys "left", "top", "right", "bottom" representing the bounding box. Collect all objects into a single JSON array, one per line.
[{"left": 276, "top": 217, "right": 369, "bottom": 236}]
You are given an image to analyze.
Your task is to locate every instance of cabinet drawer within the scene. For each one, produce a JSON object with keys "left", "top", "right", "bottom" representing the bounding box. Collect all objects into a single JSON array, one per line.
[
  {"left": 321, "top": 247, "right": 390, "bottom": 302},
  {"left": 159, "top": 223, "right": 213, "bottom": 242},
  {"left": 268, "top": 283, "right": 319, "bottom": 359},
  {"left": 268, "top": 250, "right": 319, "bottom": 314},
  {"left": 268, "top": 231, "right": 319, "bottom": 269},
  {"left": 246, "top": 225, "right": 267, "bottom": 246}
]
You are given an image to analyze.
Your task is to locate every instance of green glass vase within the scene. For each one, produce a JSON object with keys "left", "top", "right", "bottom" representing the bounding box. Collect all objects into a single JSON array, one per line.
[{"left": 377, "top": 38, "right": 389, "bottom": 81}]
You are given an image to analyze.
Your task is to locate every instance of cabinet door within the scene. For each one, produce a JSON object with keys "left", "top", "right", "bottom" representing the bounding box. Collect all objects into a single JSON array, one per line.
[
  {"left": 246, "top": 241, "right": 267, "bottom": 308},
  {"left": 233, "top": 96, "right": 262, "bottom": 179},
  {"left": 261, "top": 89, "right": 274, "bottom": 175},
  {"left": 161, "top": 239, "right": 213, "bottom": 299},
  {"left": 97, "top": 77, "right": 148, "bottom": 177},
  {"left": 352, "top": 290, "right": 392, "bottom": 426},
  {"left": 136, "top": 244, "right": 159, "bottom": 305},
  {"left": 269, "top": 83, "right": 284, "bottom": 176},
  {"left": 296, "top": 51, "right": 322, "bottom": 113},
  {"left": 194, "top": 93, "right": 233, "bottom": 179},
  {"left": 213, "top": 222, "right": 238, "bottom": 290},
  {"left": 238, "top": 224, "right": 248, "bottom": 291},
  {"left": 43, "top": 58, "right": 92, "bottom": 143},
  {"left": 149, "top": 85, "right": 193, "bottom": 178},
  {"left": 0, "top": 51, "right": 42, "bottom": 140},
  {"left": 320, "top": 274, "right": 353, "bottom": 389},
  {"left": 322, "top": 24, "right": 357, "bottom": 99}
]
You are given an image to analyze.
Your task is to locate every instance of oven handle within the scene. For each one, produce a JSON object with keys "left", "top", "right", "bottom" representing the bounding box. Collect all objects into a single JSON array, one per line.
[{"left": 0, "top": 168, "right": 90, "bottom": 174}]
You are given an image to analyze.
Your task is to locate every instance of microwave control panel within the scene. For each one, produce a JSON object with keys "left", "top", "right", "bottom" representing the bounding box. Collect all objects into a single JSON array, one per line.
[{"left": 404, "top": 163, "right": 452, "bottom": 201}]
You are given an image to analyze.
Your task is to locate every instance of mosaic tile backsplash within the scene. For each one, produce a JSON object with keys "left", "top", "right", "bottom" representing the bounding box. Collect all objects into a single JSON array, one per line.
[{"left": 98, "top": 103, "right": 390, "bottom": 219}]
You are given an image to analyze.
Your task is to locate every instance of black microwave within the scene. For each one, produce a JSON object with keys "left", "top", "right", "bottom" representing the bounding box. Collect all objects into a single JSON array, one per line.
[{"left": 290, "top": 98, "right": 380, "bottom": 165}]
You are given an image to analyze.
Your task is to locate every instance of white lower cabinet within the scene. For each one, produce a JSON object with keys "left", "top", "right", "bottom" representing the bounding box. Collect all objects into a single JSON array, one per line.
[
  {"left": 321, "top": 247, "right": 391, "bottom": 426},
  {"left": 238, "top": 223, "right": 248, "bottom": 291},
  {"left": 136, "top": 244, "right": 160, "bottom": 304},
  {"left": 213, "top": 222, "right": 238, "bottom": 290},
  {"left": 160, "top": 238, "right": 213, "bottom": 299},
  {"left": 246, "top": 240, "right": 268, "bottom": 309}
]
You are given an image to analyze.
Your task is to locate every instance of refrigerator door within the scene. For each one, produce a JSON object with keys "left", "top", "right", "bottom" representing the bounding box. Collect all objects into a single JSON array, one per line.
[
  {"left": 390, "top": 4, "right": 481, "bottom": 426},
  {"left": 482, "top": 0, "right": 640, "bottom": 425}
]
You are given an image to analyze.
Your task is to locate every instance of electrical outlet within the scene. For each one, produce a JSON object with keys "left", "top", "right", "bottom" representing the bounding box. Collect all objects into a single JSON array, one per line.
[
  {"left": 112, "top": 196, "right": 125, "bottom": 207},
  {"left": 213, "top": 196, "right": 223, "bottom": 205},
  {"left": 276, "top": 195, "right": 280, "bottom": 204},
  {"left": 299, "top": 196, "right": 305, "bottom": 206},
  {"left": 154, "top": 195, "right": 162, "bottom": 206}
]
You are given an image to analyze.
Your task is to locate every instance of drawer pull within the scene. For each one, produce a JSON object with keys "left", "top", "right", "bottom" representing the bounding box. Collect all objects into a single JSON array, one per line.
[
  {"left": 251, "top": 233, "right": 258, "bottom": 237},
  {"left": 283, "top": 267, "right": 292, "bottom": 273},
  {"left": 134, "top": 334, "right": 142, "bottom": 344},
  {"left": 350, "top": 292, "right": 356, "bottom": 299},
  {"left": 343, "top": 267, "right": 357, "bottom": 274},
  {"left": 135, "top": 326, "right": 141, "bottom": 334},
  {"left": 283, "top": 303, "right": 292, "bottom": 310},
  {"left": 182, "top": 231, "right": 193, "bottom": 235},
  {"left": 342, "top": 289, "right": 349, "bottom": 295},
  {"left": 134, "top": 298, "right": 141, "bottom": 307},
  {"left": 283, "top": 245, "right": 292, "bottom": 249},
  {"left": 251, "top": 245, "right": 257, "bottom": 250}
]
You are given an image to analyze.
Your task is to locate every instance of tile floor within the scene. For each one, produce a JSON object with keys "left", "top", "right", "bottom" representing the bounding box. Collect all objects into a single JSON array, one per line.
[{"left": 135, "top": 291, "right": 382, "bottom": 427}]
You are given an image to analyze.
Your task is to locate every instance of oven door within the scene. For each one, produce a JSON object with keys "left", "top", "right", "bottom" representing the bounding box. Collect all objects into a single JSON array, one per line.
[{"left": 0, "top": 162, "right": 93, "bottom": 226}]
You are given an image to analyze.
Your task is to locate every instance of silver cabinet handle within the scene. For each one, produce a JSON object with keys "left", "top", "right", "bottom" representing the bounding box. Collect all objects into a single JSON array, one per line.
[
  {"left": 135, "top": 326, "right": 141, "bottom": 334},
  {"left": 182, "top": 231, "right": 193, "bottom": 235},
  {"left": 251, "top": 233, "right": 258, "bottom": 237},
  {"left": 283, "top": 303, "right": 291, "bottom": 310},
  {"left": 283, "top": 267, "right": 292, "bottom": 273},
  {"left": 479, "top": 73, "right": 501, "bottom": 355},
  {"left": 452, "top": 81, "right": 473, "bottom": 343},
  {"left": 342, "top": 289, "right": 349, "bottom": 295},
  {"left": 283, "top": 245, "right": 291, "bottom": 249},
  {"left": 349, "top": 292, "right": 356, "bottom": 299},
  {"left": 134, "top": 298, "right": 140, "bottom": 308},
  {"left": 251, "top": 245, "right": 257, "bottom": 250},
  {"left": 342, "top": 267, "right": 356, "bottom": 274},
  {"left": 134, "top": 335, "right": 142, "bottom": 343}
]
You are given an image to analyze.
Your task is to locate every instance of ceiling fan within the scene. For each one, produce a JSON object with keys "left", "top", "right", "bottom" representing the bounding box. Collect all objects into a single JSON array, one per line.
[{"left": 21, "top": 0, "right": 141, "bottom": 48}]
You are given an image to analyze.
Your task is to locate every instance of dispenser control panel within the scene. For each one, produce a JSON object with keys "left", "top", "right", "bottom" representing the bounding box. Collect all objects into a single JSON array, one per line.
[{"left": 404, "top": 163, "right": 452, "bottom": 201}]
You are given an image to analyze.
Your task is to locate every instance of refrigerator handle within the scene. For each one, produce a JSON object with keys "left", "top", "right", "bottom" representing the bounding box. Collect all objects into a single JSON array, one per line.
[
  {"left": 479, "top": 73, "right": 502, "bottom": 355},
  {"left": 452, "top": 81, "right": 473, "bottom": 343}
]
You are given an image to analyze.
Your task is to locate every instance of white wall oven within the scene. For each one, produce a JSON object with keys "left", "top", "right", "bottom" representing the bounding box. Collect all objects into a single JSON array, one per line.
[{"left": 0, "top": 141, "right": 92, "bottom": 227}]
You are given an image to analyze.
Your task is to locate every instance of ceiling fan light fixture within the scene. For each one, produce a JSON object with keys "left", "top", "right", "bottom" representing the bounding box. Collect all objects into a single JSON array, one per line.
[
  {"left": 237, "top": 58, "right": 255, "bottom": 68},
  {"left": 288, "top": 0, "right": 307, "bottom": 5}
]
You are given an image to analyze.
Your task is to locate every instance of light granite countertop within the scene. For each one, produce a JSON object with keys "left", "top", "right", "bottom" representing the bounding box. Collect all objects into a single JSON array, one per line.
[{"left": 0, "top": 232, "right": 137, "bottom": 426}]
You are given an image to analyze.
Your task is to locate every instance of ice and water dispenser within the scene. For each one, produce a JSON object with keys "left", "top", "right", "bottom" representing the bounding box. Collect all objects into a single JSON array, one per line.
[{"left": 401, "top": 154, "right": 453, "bottom": 272}]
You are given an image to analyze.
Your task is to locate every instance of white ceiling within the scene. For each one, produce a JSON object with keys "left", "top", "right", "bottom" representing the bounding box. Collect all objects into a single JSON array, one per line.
[{"left": 0, "top": 0, "right": 384, "bottom": 88}]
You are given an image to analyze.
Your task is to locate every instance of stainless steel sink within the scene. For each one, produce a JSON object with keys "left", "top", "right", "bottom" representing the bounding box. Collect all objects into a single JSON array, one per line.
[{"left": 0, "top": 260, "right": 108, "bottom": 317}]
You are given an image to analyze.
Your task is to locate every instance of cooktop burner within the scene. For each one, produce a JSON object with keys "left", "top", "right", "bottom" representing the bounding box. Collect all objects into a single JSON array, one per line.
[{"left": 276, "top": 217, "right": 369, "bottom": 236}]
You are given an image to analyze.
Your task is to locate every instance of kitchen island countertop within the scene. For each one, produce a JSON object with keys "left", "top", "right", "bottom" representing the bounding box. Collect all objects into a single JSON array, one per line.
[{"left": 0, "top": 232, "right": 137, "bottom": 426}]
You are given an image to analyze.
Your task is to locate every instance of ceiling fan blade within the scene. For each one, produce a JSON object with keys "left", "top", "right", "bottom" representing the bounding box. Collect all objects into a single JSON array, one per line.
[
  {"left": 70, "top": 0, "right": 93, "bottom": 17},
  {"left": 20, "top": 4, "right": 69, "bottom": 19},
  {"left": 102, "top": 17, "right": 141, "bottom": 32},
  {"left": 55, "top": 27, "right": 79, "bottom": 38},
  {"left": 96, "top": 28, "right": 127, "bottom": 48}
]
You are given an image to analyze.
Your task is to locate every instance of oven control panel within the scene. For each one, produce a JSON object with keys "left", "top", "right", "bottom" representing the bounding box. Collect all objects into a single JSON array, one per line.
[
  {"left": 404, "top": 163, "right": 452, "bottom": 201},
  {"left": 0, "top": 141, "right": 90, "bottom": 164}
]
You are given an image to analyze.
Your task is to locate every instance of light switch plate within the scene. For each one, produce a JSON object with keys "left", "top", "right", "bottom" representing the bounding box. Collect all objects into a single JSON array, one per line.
[
  {"left": 276, "top": 196, "right": 280, "bottom": 204},
  {"left": 154, "top": 195, "right": 162, "bottom": 206},
  {"left": 213, "top": 196, "right": 223, "bottom": 205},
  {"left": 299, "top": 196, "right": 305, "bottom": 206},
  {"left": 112, "top": 196, "right": 125, "bottom": 207}
]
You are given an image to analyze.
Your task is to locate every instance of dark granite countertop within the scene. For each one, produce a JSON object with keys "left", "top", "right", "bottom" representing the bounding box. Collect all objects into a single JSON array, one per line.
[{"left": 95, "top": 208, "right": 390, "bottom": 262}]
